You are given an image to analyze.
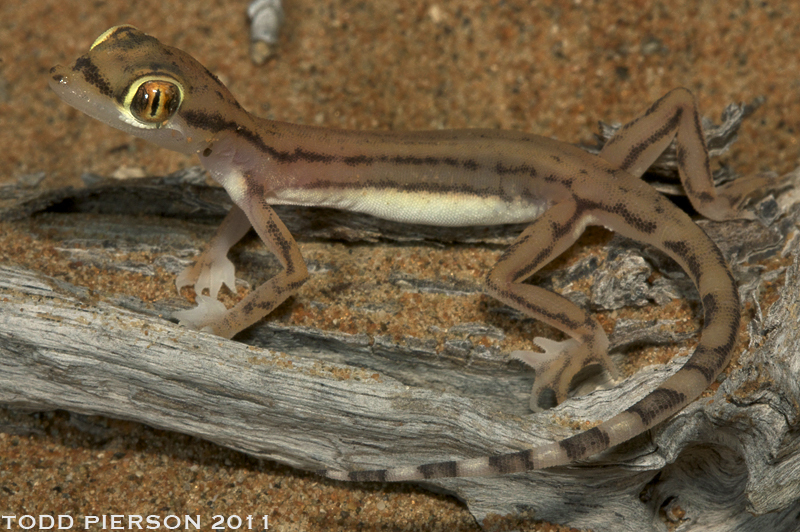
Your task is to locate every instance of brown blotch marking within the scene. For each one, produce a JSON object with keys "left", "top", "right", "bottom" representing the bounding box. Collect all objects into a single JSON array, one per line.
[
  {"left": 626, "top": 388, "right": 687, "bottom": 426},
  {"left": 558, "top": 426, "right": 610, "bottom": 461},
  {"left": 342, "top": 154, "right": 374, "bottom": 166},
  {"left": 462, "top": 159, "right": 480, "bottom": 171},
  {"left": 709, "top": 245, "right": 737, "bottom": 284},
  {"left": 701, "top": 292, "right": 719, "bottom": 324},
  {"left": 73, "top": 56, "right": 112, "bottom": 98},
  {"left": 663, "top": 240, "right": 702, "bottom": 281},
  {"left": 697, "top": 191, "right": 714, "bottom": 203},
  {"left": 246, "top": 177, "right": 265, "bottom": 199},
  {"left": 419, "top": 461, "right": 457, "bottom": 479},
  {"left": 643, "top": 92, "right": 669, "bottom": 116},
  {"left": 503, "top": 199, "right": 587, "bottom": 281},
  {"left": 676, "top": 144, "right": 687, "bottom": 170},
  {"left": 570, "top": 195, "right": 659, "bottom": 235},
  {"left": 690, "top": 331, "right": 738, "bottom": 379},
  {"left": 512, "top": 240, "right": 556, "bottom": 281},
  {"left": 619, "top": 110, "right": 681, "bottom": 172},
  {"left": 495, "top": 161, "right": 538, "bottom": 178},
  {"left": 545, "top": 174, "right": 575, "bottom": 188},
  {"left": 349, "top": 469, "right": 387, "bottom": 482},
  {"left": 488, "top": 450, "right": 534, "bottom": 474},
  {"left": 287, "top": 279, "right": 306, "bottom": 290},
  {"left": 612, "top": 201, "right": 659, "bottom": 234},
  {"left": 691, "top": 108, "right": 711, "bottom": 164},
  {"left": 499, "top": 231, "right": 530, "bottom": 258},
  {"left": 243, "top": 298, "right": 277, "bottom": 314},
  {"left": 493, "top": 286, "right": 584, "bottom": 331},
  {"left": 683, "top": 355, "right": 718, "bottom": 382},
  {"left": 264, "top": 217, "right": 296, "bottom": 276}
]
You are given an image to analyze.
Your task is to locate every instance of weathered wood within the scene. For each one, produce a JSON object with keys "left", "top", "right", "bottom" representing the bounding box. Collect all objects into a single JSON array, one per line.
[{"left": 1, "top": 168, "right": 799, "bottom": 531}]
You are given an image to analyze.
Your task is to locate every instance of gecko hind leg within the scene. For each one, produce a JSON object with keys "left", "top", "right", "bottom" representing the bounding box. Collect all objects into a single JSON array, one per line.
[
  {"left": 599, "top": 87, "right": 781, "bottom": 221},
  {"left": 510, "top": 337, "right": 608, "bottom": 410},
  {"left": 487, "top": 202, "right": 617, "bottom": 412}
]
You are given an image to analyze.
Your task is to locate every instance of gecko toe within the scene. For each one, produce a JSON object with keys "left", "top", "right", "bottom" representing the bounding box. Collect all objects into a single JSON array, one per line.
[{"left": 174, "top": 295, "right": 228, "bottom": 330}]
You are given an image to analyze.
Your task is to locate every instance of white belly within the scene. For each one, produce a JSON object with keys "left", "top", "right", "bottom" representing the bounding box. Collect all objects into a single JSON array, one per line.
[{"left": 272, "top": 186, "right": 549, "bottom": 227}]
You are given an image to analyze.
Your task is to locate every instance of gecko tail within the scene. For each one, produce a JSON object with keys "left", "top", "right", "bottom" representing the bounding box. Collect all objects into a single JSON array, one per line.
[
  {"left": 317, "top": 364, "right": 711, "bottom": 483},
  {"left": 318, "top": 440, "right": 583, "bottom": 482}
]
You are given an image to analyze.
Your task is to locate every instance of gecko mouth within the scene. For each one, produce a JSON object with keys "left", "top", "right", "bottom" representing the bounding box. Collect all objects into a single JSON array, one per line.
[
  {"left": 49, "top": 65, "right": 80, "bottom": 102},
  {"left": 49, "top": 65, "right": 66, "bottom": 84}
]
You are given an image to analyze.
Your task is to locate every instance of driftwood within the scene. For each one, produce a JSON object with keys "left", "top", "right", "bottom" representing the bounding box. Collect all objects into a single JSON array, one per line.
[{"left": 1, "top": 162, "right": 800, "bottom": 531}]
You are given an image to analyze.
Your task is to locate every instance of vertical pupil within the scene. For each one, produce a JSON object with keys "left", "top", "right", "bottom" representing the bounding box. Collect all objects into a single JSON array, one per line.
[{"left": 149, "top": 88, "right": 161, "bottom": 117}]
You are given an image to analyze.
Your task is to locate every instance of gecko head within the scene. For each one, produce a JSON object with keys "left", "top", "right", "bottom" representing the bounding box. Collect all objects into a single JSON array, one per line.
[{"left": 49, "top": 25, "right": 248, "bottom": 156}]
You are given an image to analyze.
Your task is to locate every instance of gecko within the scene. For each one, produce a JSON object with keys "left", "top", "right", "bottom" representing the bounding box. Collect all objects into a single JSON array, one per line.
[{"left": 49, "top": 25, "right": 778, "bottom": 481}]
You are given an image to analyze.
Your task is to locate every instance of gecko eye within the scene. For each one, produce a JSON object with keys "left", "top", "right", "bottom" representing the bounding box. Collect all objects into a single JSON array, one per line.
[{"left": 129, "top": 80, "right": 182, "bottom": 125}]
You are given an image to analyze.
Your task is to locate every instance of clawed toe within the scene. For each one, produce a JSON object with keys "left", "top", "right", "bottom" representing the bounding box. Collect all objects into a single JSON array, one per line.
[
  {"left": 175, "top": 256, "right": 237, "bottom": 299},
  {"left": 511, "top": 336, "right": 615, "bottom": 412},
  {"left": 174, "top": 295, "right": 228, "bottom": 331}
]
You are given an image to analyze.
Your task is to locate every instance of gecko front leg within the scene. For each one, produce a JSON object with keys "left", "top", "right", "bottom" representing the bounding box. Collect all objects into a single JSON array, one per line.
[
  {"left": 176, "top": 205, "right": 252, "bottom": 299},
  {"left": 174, "top": 205, "right": 252, "bottom": 331},
  {"left": 176, "top": 177, "right": 309, "bottom": 339}
]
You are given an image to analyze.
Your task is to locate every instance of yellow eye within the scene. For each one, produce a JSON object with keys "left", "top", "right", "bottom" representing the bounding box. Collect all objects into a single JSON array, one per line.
[{"left": 129, "top": 80, "right": 181, "bottom": 125}]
